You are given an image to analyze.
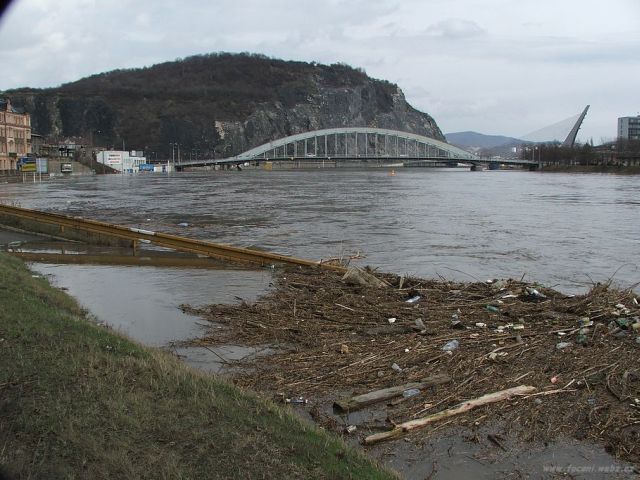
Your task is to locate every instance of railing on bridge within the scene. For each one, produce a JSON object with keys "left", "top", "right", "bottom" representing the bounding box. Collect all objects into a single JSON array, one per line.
[{"left": 176, "top": 127, "right": 538, "bottom": 169}]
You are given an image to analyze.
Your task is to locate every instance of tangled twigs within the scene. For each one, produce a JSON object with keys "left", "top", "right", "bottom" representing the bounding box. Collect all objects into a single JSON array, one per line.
[{"left": 185, "top": 267, "right": 640, "bottom": 465}]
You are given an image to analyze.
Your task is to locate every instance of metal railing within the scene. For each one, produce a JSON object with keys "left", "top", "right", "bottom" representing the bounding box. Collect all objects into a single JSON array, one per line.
[{"left": 0, "top": 204, "right": 347, "bottom": 272}]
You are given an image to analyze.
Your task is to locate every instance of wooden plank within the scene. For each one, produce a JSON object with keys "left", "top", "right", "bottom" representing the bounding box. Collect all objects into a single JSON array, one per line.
[
  {"left": 363, "top": 385, "right": 536, "bottom": 445},
  {"left": 9, "top": 252, "right": 247, "bottom": 269},
  {"left": 333, "top": 374, "right": 451, "bottom": 412}
]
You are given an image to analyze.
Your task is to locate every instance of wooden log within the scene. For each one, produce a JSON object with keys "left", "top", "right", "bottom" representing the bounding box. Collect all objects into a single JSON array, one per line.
[
  {"left": 341, "top": 267, "right": 389, "bottom": 288},
  {"left": 363, "top": 384, "right": 536, "bottom": 445},
  {"left": 333, "top": 374, "right": 451, "bottom": 412}
]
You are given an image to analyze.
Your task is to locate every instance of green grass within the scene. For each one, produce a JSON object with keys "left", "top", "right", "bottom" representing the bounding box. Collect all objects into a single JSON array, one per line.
[{"left": 0, "top": 253, "right": 395, "bottom": 479}]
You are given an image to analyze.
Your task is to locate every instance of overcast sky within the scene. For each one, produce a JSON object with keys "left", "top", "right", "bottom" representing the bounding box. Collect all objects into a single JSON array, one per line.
[{"left": 0, "top": 0, "right": 638, "bottom": 142}]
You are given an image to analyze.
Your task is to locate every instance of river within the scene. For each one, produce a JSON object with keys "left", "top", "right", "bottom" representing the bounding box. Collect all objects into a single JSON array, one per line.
[
  {"left": 3, "top": 168, "right": 638, "bottom": 478},
  {"left": 2, "top": 169, "right": 638, "bottom": 293}
]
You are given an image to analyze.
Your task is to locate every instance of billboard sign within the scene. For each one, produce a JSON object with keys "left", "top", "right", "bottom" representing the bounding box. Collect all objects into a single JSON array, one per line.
[
  {"left": 36, "top": 158, "right": 48, "bottom": 173},
  {"left": 18, "top": 157, "right": 36, "bottom": 172},
  {"left": 105, "top": 152, "right": 123, "bottom": 166}
]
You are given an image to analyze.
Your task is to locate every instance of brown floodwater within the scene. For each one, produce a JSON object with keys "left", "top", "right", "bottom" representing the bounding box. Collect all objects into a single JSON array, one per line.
[
  {"left": 1, "top": 169, "right": 638, "bottom": 293},
  {"left": 28, "top": 262, "right": 271, "bottom": 346},
  {"left": 2, "top": 169, "right": 639, "bottom": 479}
]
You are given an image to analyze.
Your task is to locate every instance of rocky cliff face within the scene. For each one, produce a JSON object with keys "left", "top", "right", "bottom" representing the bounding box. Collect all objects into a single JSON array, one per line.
[
  {"left": 219, "top": 82, "right": 443, "bottom": 156},
  {"left": 4, "top": 53, "right": 443, "bottom": 158}
]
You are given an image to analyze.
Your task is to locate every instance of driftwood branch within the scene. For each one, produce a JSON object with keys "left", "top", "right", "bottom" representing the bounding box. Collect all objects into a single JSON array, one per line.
[
  {"left": 363, "top": 385, "right": 536, "bottom": 445},
  {"left": 333, "top": 374, "right": 451, "bottom": 412},
  {"left": 341, "top": 267, "right": 390, "bottom": 288}
]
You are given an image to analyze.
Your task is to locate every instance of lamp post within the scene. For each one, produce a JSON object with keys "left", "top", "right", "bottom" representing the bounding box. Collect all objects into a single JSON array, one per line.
[{"left": 170, "top": 142, "right": 177, "bottom": 172}]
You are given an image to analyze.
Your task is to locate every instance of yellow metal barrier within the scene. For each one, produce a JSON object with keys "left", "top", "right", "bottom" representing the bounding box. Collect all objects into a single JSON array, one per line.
[{"left": 0, "top": 204, "right": 346, "bottom": 272}]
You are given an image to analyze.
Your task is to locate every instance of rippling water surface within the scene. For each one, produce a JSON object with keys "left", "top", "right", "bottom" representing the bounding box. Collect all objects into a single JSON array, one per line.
[{"left": 2, "top": 169, "right": 638, "bottom": 293}]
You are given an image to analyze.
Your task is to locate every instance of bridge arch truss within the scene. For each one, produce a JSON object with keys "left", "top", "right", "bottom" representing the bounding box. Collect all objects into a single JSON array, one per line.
[{"left": 234, "top": 127, "right": 477, "bottom": 162}]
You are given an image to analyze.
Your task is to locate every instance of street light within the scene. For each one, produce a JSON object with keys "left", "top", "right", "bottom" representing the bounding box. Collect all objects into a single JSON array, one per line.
[{"left": 170, "top": 142, "right": 179, "bottom": 172}]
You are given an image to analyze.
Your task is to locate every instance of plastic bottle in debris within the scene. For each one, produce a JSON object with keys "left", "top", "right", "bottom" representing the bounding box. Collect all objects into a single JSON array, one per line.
[
  {"left": 526, "top": 287, "right": 547, "bottom": 300},
  {"left": 442, "top": 340, "right": 459, "bottom": 351},
  {"left": 578, "top": 317, "right": 593, "bottom": 327},
  {"left": 402, "top": 388, "right": 421, "bottom": 398},
  {"left": 391, "top": 363, "right": 403, "bottom": 373},
  {"left": 616, "top": 318, "right": 632, "bottom": 329},
  {"left": 286, "top": 397, "right": 309, "bottom": 404},
  {"left": 405, "top": 295, "right": 421, "bottom": 304}
]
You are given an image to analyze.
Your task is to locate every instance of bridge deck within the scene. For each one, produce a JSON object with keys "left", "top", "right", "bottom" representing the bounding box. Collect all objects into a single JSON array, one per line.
[{"left": 177, "top": 156, "right": 537, "bottom": 168}]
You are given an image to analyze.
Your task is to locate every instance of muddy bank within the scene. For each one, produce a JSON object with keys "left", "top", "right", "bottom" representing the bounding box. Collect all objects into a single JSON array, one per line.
[{"left": 183, "top": 267, "right": 640, "bottom": 475}]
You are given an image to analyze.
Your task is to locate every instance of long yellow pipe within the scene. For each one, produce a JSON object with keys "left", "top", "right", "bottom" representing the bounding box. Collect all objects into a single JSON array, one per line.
[{"left": 0, "top": 204, "right": 346, "bottom": 272}]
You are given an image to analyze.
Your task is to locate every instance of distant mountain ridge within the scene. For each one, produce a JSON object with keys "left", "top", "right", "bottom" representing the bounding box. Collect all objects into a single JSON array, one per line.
[
  {"left": 445, "top": 131, "right": 524, "bottom": 149},
  {"left": 3, "top": 53, "right": 444, "bottom": 159}
]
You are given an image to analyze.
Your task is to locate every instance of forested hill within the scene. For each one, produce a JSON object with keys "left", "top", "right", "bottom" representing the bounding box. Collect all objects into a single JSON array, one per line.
[{"left": 4, "top": 53, "right": 444, "bottom": 158}]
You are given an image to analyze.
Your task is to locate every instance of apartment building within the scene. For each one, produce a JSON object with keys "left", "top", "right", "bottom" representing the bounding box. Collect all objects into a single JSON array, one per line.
[
  {"left": 618, "top": 115, "right": 640, "bottom": 141},
  {"left": 0, "top": 98, "right": 32, "bottom": 172}
]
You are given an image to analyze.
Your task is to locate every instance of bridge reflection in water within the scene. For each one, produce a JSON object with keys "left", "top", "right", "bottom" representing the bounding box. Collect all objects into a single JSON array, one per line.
[{"left": 176, "top": 127, "right": 538, "bottom": 170}]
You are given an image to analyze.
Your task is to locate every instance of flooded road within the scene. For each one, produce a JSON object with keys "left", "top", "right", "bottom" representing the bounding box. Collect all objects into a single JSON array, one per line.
[{"left": 2, "top": 169, "right": 638, "bottom": 293}]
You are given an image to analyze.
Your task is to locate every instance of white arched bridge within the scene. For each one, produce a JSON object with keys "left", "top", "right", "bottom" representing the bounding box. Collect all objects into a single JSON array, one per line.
[{"left": 176, "top": 127, "right": 538, "bottom": 170}]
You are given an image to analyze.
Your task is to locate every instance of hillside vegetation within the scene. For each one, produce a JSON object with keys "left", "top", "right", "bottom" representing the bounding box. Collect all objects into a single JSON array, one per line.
[{"left": 5, "top": 53, "right": 443, "bottom": 159}]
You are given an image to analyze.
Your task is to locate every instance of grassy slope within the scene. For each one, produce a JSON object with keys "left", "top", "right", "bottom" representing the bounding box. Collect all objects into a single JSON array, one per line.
[{"left": 0, "top": 253, "right": 394, "bottom": 479}]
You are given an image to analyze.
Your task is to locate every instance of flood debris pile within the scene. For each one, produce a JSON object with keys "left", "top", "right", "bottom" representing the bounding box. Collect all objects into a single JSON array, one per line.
[{"left": 184, "top": 267, "right": 640, "bottom": 463}]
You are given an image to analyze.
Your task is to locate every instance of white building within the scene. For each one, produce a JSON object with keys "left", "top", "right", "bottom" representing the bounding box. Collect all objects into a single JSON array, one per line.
[
  {"left": 96, "top": 150, "right": 147, "bottom": 173},
  {"left": 618, "top": 116, "right": 640, "bottom": 141}
]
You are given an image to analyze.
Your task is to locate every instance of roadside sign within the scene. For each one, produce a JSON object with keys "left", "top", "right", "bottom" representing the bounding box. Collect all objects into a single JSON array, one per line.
[
  {"left": 36, "top": 158, "right": 48, "bottom": 173},
  {"left": 18, "top": 157, "right": 36, "bottom": 172}
]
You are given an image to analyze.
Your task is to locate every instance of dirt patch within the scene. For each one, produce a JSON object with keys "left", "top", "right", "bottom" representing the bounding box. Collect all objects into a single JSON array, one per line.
[{"left": 183, "top": 267, "right": 640, "bottom": 466}]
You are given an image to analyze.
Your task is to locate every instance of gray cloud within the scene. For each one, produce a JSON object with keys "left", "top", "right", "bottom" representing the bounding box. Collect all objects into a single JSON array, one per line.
[
  {"left": 0, "top": 0, "right": 638, "bottom": 142},
  {"left": 425, "top": 18, "right": 486, "bottom": 39}
]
